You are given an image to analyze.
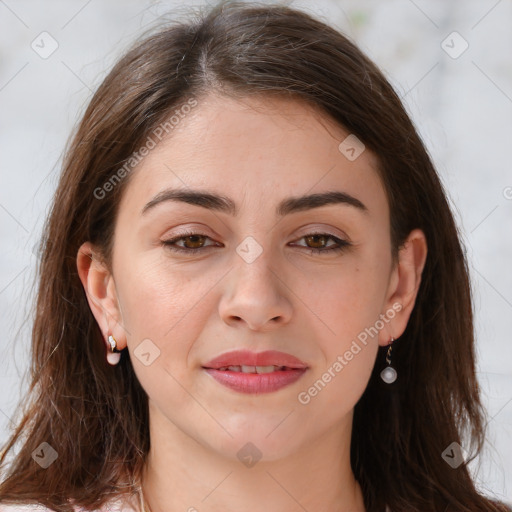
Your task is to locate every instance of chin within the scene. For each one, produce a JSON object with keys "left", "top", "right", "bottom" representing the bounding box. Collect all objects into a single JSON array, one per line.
[{"left": 202, "top": 422, "right": 307, "bottom": 464}]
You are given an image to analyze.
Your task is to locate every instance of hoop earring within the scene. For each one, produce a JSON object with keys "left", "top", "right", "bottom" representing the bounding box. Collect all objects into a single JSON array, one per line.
[
  {"left": 380, "top": 337, "right": 397, "bottom": 384},
  {"left": 106, "top": 334, "right": 121, "bottom": 366}
]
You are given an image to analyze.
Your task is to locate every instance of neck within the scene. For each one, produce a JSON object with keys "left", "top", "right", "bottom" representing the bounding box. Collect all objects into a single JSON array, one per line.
[{"left": 140, "top": 401, "right": 366, "bottom": 512}]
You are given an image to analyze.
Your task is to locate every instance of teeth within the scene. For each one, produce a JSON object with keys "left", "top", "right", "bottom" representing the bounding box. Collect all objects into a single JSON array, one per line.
[
  {"left": 255, "top": 365, "right": 277, "bottom": 374},
  {"left": 217, "top": 365, "right": 286, "bottom": 373}
]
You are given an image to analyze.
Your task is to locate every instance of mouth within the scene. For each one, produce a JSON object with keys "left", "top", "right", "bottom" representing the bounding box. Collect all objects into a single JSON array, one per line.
[
  {"left": 202, "top": 350, "right": 308, "bottom": 394},
  {"left": 212, "top": 364, "right": 299, "bottom": 373}
]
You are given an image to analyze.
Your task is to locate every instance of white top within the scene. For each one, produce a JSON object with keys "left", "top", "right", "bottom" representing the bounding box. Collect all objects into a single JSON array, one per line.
[
  {"left": 0, "top": 498, "right": 395, "bottom": 511},
  {"left": 0, "top": 494, "right": 140, "bottom": 512}
]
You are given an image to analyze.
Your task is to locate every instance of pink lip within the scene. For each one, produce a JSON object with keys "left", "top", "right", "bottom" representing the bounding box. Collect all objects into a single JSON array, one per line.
[
  {"left": 202, "top": 350, "right": 308, "bottom": 394},
  {"left": 203, "top": 350, "right": 308, "bottom": 369},
  {"left": 204, "top": 368, "right": 307, "bottom": 394}
]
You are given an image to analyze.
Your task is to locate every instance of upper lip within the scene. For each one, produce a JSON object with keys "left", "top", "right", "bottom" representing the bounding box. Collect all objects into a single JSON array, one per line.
[{"left": 203, "top": 350, "right": 308, "bottom": 369}]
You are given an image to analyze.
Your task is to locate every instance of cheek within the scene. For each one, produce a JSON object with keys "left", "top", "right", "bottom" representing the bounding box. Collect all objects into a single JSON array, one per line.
[
  {"left": 297, "top": 292, "right": 380, "bottom": 421},
  {"left": 115, "top": 252, "right": 205, "bottom": 337},
  {"left": 301, "top": 254, "right": 390, "bottom": 345},
  {"left": 297, "top": 342, "right": 378, "bottom": 434},
  {"left": 115, "top": 254, "right": 213, "bottom": 410},
  {"left": 297, "top": 248, "right": 390, "bottom": 395}
]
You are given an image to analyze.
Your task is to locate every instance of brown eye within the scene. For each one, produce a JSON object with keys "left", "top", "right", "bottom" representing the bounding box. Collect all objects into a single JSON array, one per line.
[
  {"left": 162, "top": 232, "right": 218, "bottom": 253},
  {"left": 291, "top": 233, "right": 352, "bottom": 255},
  {"left": 181, "top": 234, "right": 207, "bottom": 249},
  {"left": 304, "top": 234, "right": 330, "bottom": 249}
]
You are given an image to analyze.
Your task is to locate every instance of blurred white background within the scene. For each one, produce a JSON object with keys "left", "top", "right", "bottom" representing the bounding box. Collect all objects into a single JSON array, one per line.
[{"left": 0, "top": 0, "right": 511, "bottom": 504}]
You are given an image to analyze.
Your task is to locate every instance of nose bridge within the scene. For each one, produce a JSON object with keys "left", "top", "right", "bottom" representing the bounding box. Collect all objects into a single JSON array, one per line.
[
  {"left": 233, "top": 234, "right": 281, "bottom": 301},
  {"left": 218, "top": 235, "right": 293, "bottom": 330}
]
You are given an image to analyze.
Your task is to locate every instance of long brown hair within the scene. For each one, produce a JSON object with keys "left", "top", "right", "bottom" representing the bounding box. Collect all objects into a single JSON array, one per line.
[{"left": 0, "top": 2, "right": 509, "bottom": 511}]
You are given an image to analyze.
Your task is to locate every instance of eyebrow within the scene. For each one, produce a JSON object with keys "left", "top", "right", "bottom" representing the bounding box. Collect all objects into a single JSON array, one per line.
[{"left": 141, "top": 188, "right": 368, "bottom": 217}]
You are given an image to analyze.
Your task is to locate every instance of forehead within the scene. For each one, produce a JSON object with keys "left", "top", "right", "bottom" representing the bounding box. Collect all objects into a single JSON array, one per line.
[{"left": 119, "top": 93, "right": 387, "bottom": 220}]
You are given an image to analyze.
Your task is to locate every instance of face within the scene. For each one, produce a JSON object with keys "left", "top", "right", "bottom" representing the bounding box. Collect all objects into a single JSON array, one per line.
[{"left": 85, "top": 93, "right": 414, "bottom": 462}]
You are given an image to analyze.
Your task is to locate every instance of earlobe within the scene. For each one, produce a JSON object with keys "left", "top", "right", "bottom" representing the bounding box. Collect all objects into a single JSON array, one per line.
[
  {"left": 379, "top": 229, "right": 428, "bottom": 346},
  {"left": 76, "top": 241, "right": 127, "bottom": 351}
]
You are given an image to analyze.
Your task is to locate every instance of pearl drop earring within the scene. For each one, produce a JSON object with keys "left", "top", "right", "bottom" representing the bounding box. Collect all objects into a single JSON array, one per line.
[
  {"left": 380, "top": 337, "right": 397, "bottom": 384},
  {"left": 107, "top": 335, "right": 121, "bottom": 365}
]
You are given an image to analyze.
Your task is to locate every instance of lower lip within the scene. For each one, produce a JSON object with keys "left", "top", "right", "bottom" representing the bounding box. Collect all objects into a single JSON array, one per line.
[{"left": 203, "top": 368, "right": 307, "bottom": 394}]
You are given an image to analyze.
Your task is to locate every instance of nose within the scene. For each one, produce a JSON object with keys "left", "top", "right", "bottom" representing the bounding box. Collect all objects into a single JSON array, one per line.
[{"left": 218, "top": 250, "right": 293, "bottom": 332}]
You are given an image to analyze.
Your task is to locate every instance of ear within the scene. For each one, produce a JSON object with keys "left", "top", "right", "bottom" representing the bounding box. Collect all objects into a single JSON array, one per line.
[
  {"left": 76, "top": 241, "right": 127, "bottom": 351},
  {"left": 378, "top": 228, "right": 428, "bottom": 346}
]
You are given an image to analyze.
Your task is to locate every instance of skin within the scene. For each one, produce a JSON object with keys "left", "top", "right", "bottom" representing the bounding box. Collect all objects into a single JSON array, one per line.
[{"left": 77, "top": 93, "right": 427, "bottom": 512}]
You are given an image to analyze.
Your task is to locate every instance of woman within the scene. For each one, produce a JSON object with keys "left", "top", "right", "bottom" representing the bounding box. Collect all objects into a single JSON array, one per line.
[{"left": 0, "top": 2, "right": 509, "bottom": 511}]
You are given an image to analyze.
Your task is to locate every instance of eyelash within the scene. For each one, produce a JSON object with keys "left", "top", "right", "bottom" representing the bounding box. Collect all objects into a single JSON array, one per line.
[{"left": 161, "top": 231, "right": 352, "bottom": 255}]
